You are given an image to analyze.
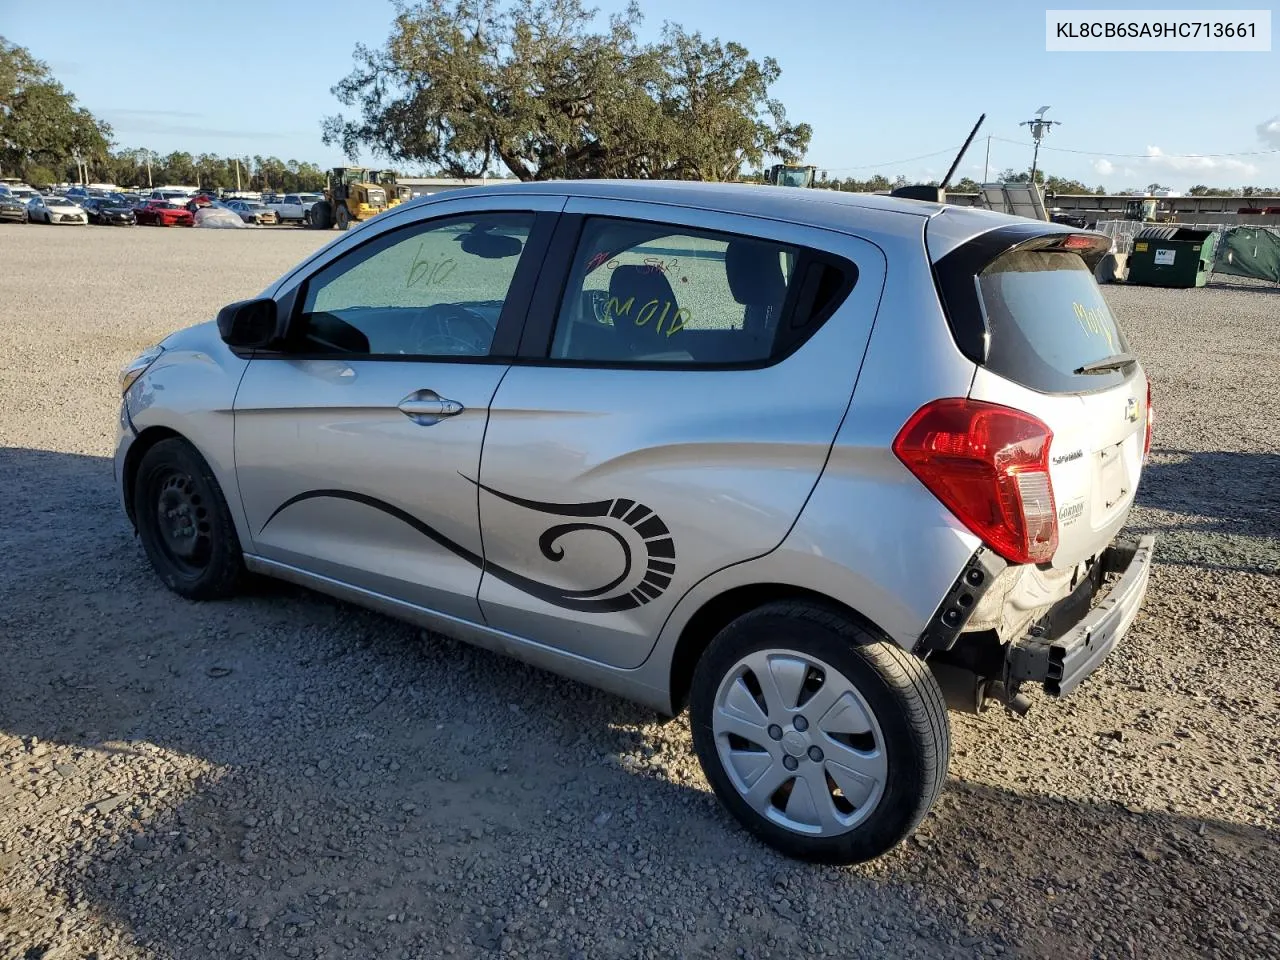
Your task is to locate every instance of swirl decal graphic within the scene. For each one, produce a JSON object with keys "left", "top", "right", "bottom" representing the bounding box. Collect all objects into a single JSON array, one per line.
[{"left": 260, "top": 480, "right": 676, "bottom": 613}]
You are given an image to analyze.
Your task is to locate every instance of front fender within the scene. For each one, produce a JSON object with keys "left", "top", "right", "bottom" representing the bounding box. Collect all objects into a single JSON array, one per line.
[{"left": 123, "top": 322, "right": 251, "bottom": 547}]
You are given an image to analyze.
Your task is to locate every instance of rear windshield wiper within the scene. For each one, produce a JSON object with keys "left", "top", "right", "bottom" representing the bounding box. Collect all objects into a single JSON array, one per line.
[{"left": 1075, "top": 353, "right": 1137, "bottom": 375}]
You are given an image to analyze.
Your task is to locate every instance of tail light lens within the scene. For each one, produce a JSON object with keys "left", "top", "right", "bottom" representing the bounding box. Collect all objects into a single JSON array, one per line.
[
  {"left": 1143, "top": 380, "right": 1154, "bottom": 462},
  {"left": 893, "top": 399, "right": 1058, "bottom": 565}
]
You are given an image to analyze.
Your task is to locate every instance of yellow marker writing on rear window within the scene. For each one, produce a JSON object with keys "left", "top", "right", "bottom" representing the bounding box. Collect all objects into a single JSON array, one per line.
[{"left": 1072, "top": 301, "right": 1116, "bottom": 352}]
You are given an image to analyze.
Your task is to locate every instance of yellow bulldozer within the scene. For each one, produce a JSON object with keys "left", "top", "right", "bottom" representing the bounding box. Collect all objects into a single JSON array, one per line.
[{"left": 308, "top": 167, "right": 392, "bottom": 230}]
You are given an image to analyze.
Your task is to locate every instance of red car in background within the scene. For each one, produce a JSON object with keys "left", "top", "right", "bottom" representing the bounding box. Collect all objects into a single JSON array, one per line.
[{"left": 136, "top": 200, "right": 195, "bottom": 227}]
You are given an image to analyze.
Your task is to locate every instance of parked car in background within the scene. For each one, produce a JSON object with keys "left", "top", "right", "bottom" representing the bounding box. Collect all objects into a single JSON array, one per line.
[
  {"left": 151, "top": 189, "right": 197, "bottom": 206},
  {"left": 28, "top": 194, "right": 88, "bottom": 224},
  {"left": 115, "top": 181, "right": 1155, "bottom": 864},
  {"left": 0, "top": 182, "right": 40, "bottom": 204},
  {"left": 135, "top": 200, "right": 195, "bottom": 227},
  {"left": 82, "top": 196, "right": 138, "bottom": 226},
  {"left": 266, "top": 193, "right": 321, "bottom": 224},
  {"left": 0, "top": 192, "right": 29, "bottom": 223},
  {"left": 225, "top": 199, "right": 279, "bottom": 225}
]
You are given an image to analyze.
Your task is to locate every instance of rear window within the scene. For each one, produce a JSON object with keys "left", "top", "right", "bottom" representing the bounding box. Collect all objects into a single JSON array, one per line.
[{"left": 977, "top": 250, "right": 1130, "bottom": 393}]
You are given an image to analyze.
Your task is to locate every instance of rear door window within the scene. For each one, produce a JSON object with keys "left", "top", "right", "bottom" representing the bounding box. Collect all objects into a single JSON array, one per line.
[
  {"left": 547, "top": 217, "right": 855, "bottom": 366},
  {"left": 978, "top": 250, "right": 1131, "bottom": 392}
]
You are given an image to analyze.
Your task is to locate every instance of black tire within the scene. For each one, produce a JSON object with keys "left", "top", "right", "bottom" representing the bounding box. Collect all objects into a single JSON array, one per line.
[
  {"left": 132, "top": 438, "right": 244, "bottom": 601},
  {"left": 335, "top": 204, "right": 350, "bottom": 230},
  {"left": 310, "top": 200, "right": 332, "bottom": 229},
  {"left": 689, "top": 601, "right": 950, "bottom": 864},
  {"left": 302, "top": 210, "right": 311, "bottom": 226}
]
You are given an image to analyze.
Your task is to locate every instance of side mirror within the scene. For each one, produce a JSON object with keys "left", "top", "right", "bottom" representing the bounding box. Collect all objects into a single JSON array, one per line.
[{"left": 217, "top": 297, "right": 279, "bottom": 349}]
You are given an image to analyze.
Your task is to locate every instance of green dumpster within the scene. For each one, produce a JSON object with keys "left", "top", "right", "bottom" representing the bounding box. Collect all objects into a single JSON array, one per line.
[{"left": 1127, "top": 226, "right": 1217, "bottom": 288}]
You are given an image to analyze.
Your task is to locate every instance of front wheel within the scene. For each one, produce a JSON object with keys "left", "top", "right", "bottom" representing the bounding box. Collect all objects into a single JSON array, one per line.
[
  {"left": 133, "top": 438, "right": 244, "bottom": 600},
  {"left": 689, "top": 601, "right": 950, "bottom": 864},
  {"left": 309, "top": 200, "right": 332, "bottom": 229}
]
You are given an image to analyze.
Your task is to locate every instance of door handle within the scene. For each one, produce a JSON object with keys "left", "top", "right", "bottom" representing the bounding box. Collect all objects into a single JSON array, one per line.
[{"left": 398, "top": 389, "right": 465, "bottom": 425}]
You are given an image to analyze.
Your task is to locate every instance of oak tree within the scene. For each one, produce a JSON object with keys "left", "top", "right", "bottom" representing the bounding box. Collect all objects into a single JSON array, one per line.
[{"left": 322, "top": 0, "right": 810, "bottom": 181}]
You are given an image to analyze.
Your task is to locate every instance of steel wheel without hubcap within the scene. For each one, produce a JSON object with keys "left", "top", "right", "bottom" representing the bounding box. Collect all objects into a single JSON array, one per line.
[
  {"left": 153, "top": 470, "right": 213, "bottom": 576},
  {"left": 133, "top": 437, "right": 244, "bottom": 600},
  {"left": 712, "top": 648, "right": 887, "bottom": 837}
]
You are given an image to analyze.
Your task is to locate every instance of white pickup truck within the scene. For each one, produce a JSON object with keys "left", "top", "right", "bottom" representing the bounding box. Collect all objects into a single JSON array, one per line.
[{"left": 265, "top": 193, "right": 324, "bottom": 224}]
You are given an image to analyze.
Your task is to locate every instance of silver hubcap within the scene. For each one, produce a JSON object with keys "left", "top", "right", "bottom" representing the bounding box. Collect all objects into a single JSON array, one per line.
[{"left": 712, "top": 649, "right": 887, "bottom": 837}]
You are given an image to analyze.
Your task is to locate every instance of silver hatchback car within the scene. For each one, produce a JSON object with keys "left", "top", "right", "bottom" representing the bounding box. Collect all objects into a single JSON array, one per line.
[{"left": 116, "top": 181, "right": 1155, "bottom": 863}]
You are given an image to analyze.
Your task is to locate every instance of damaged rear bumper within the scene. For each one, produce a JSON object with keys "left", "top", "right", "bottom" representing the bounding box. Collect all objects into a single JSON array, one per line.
[{"left": 1006, "top": 536, "right": 1156, "bottom": 697}]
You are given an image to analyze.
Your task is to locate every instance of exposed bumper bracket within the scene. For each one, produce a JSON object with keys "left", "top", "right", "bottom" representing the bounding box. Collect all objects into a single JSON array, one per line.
[
  {"left": 1006, "top": 536, "right": 1155, "bottom": 697},
  {"left": 916, "top": 547, "right": 1008, "bottom": 654}
]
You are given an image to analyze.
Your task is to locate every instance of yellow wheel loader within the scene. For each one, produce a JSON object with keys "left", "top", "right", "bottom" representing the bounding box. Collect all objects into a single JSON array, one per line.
[{"left": 307, "top": 167, "right": 390, "bottom": 230}]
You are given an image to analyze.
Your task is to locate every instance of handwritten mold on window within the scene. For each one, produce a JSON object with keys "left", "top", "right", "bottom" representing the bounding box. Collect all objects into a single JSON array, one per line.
[
  {"left": 1072, "top": 300, "right": 1117, "bottom": 352},
  {"left": 598, "top": 295, "right": 693, "bottom": 338}
]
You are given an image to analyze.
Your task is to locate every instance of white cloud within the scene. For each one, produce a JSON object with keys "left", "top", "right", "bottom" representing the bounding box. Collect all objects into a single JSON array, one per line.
[
  {"left": 1093, "top": 158, "right": 1115, "bottom": 176},
  {"left": 1141, "top": 145, "right": 1259, "bottom": 177},
  {"left": 1260, "top": 116, "right": 1280, "bottom": 147}
]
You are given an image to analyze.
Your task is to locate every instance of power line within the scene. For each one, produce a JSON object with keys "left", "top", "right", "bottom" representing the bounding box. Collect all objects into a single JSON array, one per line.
[
  {"left": 818, "top": 145, "right": 965, "bottom": 172},
  {"left": 988, "top": 135, "right": 1280, "bottom": 160}
]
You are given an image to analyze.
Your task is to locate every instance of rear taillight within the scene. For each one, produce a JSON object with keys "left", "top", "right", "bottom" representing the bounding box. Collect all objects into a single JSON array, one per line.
[
  {"left": 893, "top": 399, "right": 1058, "bottom": 565},
  {"left": 1143, "top": 380, "right": 1154, "bottom": 462}
]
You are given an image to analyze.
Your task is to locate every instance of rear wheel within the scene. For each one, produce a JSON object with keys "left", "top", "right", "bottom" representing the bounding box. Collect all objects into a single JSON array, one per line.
[
  {"left": 689, "top": 601, "right": 950, "bottom": 864},
  {"left": 133, "top": 438, "right": 244, "bottom": 600},
  {"left": 335, "top": 204, "right": 351, "bottom": 230}
]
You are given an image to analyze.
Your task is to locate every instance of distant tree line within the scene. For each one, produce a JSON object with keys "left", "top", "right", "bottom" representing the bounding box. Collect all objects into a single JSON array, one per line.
[
  {"left": 98, "top": 149, "right": 328, "bottom": 192},
  {"left": 799, "top": 166, "right": 1280, "bottom": 197}
]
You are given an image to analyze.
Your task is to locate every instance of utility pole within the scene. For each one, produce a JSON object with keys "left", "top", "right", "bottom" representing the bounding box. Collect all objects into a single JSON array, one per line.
[
  {"left": 983, "top": 136, "right": 991, "bottom": 182},
  {"left": 1018, "top": 106, "right": 1061, "bottom": 187}
]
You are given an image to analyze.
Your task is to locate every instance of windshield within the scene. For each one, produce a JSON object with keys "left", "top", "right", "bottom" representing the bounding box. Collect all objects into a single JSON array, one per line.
[
  {"left": 977, "top": 250, "right": 1130, "bottom": 392},
  {"left": 775, "top": 168, "right": 811, "bottom": 187}
]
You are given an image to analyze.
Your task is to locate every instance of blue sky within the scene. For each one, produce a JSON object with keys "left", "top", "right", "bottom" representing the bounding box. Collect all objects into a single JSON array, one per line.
[{"left": 3, "top": 0, "right": 1277, "bottom": 189}]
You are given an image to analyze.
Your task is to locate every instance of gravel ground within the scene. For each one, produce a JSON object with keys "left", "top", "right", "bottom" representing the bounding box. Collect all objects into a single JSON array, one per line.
[{"left": 1, "top": 225, "right": 1277, "bottom": 960}]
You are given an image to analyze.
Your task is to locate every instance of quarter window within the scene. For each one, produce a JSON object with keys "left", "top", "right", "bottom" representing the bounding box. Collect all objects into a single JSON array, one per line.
[
  {"left": 549, "top": 218, "right": 853, "bottom": 366},
  {"left": 294, "top": 212, "right": 535, "bottom": 358}
]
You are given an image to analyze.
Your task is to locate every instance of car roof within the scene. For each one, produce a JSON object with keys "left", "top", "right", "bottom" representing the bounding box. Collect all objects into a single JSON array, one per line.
[{"left": 393, "top": 179, "right": 1051, "bottom": 242}]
